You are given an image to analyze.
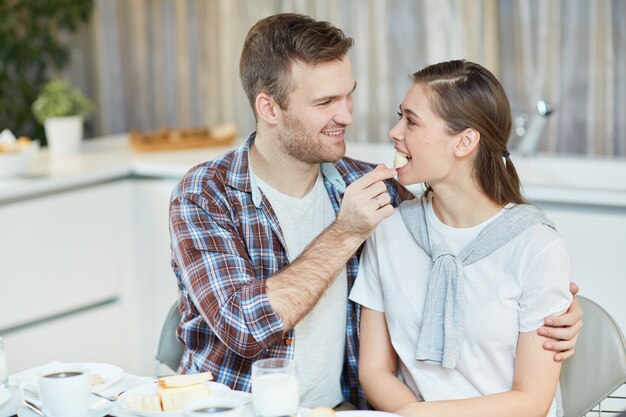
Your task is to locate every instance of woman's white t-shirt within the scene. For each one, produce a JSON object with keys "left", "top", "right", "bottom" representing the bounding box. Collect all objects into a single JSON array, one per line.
[{"left": 349, "top": 198, "right": 572, "bottom": 417}]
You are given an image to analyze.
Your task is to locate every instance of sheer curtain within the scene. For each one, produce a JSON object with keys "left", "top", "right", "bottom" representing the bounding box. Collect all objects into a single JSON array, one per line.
[{"left": 66, "top": 0, "right": 625, "bottom": 156}]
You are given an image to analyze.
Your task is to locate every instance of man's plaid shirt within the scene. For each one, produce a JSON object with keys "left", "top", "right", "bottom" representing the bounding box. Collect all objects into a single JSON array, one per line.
[{"left": 169, "top": 132, "right": 413, "bottom": 408}]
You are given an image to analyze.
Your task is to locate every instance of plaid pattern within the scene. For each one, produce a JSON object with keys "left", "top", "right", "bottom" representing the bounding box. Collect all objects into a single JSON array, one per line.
[{"left": 169, "top": 132, "right": 413, "bottom": 408}]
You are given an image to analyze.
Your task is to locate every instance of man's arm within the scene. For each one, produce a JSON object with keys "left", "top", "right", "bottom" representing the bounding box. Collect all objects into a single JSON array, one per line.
[
  {"left": 171, "top": 165, "right": 396, "bottom": 357},
  {"left": 267, "top": 165, "right": 396, "bottom": 329},
  {"left": 171, "top": 192, "right": 284, "bottom": 358},
  {"left": 540, "top": 282, "right": 583, "bottom": 361}
]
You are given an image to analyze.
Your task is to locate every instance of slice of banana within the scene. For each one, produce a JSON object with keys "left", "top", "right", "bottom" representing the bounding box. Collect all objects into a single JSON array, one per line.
[{"left": 393, "top": 151, "right": 409, "bottom": 169}]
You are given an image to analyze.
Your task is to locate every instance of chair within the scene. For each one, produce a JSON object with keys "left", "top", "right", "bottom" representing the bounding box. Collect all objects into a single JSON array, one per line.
[
  {"left": 155, "top": 302, "right": 185, "bottom": 374},
  {"left": 560, "top": 296, "right": 626, "bottom": 417}
]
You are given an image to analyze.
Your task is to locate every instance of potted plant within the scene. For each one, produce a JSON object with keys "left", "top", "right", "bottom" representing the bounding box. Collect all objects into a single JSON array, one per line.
[{"left": 32, "top": 79, "right": 94, "bottom": 155}]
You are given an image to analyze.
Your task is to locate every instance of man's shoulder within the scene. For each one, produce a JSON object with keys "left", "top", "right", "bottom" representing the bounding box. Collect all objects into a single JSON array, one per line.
[{"left": 172, "top": 148, "right": 238, "bottom": 201}]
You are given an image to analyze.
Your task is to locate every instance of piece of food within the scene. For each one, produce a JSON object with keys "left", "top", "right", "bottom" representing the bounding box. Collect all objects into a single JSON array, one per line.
[
  {"left": 0, "top": 135, "right": 34, "bottom": 153},
  {"left": 159, "top": 384, "right": 211, "bottom": 412},
  {"left": 91, "top": 372, "right": 106, "bottom": 387},
  {"left": 157, "top": 372, "right": 213, "bottom": 388},
  {"left": 125, "top": 374, "right": 215, "bottom": 412},
  {"left": 126, "top": 393, "right": 161, "bottom": 412},
  {"left": 393, "top": 150, "right": 410, "bottom": 169},
  {"left": 308, "top": 407, "right": 337, "bottom": 417}
]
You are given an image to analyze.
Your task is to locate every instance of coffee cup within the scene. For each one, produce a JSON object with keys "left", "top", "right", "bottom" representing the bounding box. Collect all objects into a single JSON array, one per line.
[
  {"left": 183, "top": 396, "right": 245, "bottom": 417},
  {"left": 19, "top": 364, "right": 91, "bottom": 417}
]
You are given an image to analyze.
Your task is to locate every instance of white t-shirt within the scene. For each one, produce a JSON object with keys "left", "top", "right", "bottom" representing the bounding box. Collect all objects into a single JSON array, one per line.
[
  {"left": 256, "top": 173, "right": 347, "bottom": 408},
  {"left": 349, "top": 197, "right": 572, "bottom": 417}
]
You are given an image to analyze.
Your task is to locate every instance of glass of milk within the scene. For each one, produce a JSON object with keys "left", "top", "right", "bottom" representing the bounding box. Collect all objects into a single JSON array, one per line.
[
  {"left": 252, "top": 358, "right": 299, "bottom": 417},
  {"left": 0, "top": 337, "right": 8, "bottom": 387}
]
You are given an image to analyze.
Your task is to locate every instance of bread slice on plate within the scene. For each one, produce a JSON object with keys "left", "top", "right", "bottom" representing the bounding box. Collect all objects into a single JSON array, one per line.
[{"left": 157, "top": 372, "right": 213, "bottom": 388}]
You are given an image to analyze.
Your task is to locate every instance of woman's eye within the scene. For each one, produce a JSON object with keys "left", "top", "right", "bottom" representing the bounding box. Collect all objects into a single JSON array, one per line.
[
  {"left": 396, "top": 111, "right": 402, "bottom": 119},
  {"left": 407, "top": 118, "right": 417, "bottom": 126}
]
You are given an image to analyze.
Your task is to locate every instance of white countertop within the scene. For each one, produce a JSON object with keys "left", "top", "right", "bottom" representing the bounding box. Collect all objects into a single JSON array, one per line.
[{"left": 2, "top": 134, "right": 626, "bottom": 208}]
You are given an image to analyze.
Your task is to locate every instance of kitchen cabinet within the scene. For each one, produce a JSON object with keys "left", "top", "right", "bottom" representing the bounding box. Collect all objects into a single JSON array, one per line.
[
  {"left": 130, "top": 179, "right": 180, "bottom": 374},
  {"left": 0, "top": 180, "right": 135, "bottom": 372},
  {"left": 538, "top": 203, "right": 626, "bottom": 336}
]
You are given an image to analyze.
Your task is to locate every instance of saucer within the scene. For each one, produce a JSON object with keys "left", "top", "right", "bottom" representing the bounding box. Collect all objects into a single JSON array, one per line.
[{"left": 17, "top": 396, "right": 113, "bottom": 417}]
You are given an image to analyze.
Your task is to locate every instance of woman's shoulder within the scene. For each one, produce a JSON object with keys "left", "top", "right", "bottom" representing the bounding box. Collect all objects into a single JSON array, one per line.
[
  {"left": 510, "top": 222, "right": 570, "bottom": 268},
  {"left": 370, "top": 207, "right": 416, "bottom": 245}
]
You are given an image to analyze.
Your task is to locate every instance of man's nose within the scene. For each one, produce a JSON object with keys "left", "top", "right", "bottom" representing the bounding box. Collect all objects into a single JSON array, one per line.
[{"left": 334, "top": 98, "right": 353, "bottom": 126}]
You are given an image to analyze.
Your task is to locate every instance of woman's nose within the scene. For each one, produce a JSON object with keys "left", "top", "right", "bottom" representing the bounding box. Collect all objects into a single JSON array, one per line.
[{"left": 388, "top": 120, "right": 403, "bottom": 142}]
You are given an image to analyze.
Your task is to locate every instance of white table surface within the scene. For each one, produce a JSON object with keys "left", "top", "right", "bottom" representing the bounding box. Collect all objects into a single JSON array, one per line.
[{"left": 0, "top": 373, "right": 254, "bottom": 417}]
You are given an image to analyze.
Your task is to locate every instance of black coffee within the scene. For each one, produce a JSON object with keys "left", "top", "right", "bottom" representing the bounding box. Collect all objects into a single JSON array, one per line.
[
  {"left": 193, "top": 407, "right": 234, "bottom": 413},
  {"left": 44, "top": 372, "right": 83, "bottom": 379}
]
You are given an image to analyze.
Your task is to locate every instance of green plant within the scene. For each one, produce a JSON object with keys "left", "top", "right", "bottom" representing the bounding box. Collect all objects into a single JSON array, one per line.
[
  {"left": 0, "top": 0, "right": 93, "bottom": 144},
  {"left": 32, "top": 79, "right": 94, "bottom": 123}
]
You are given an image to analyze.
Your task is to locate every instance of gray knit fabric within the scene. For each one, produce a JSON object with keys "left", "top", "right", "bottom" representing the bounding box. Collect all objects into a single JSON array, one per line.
[{"left": 399, "top": 196, "right": 555, "bottom": 369}]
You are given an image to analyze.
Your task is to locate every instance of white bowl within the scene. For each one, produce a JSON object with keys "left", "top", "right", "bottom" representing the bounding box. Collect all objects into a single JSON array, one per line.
[{"left": 0, "top": 142, "right": 39, "bottom": 178}]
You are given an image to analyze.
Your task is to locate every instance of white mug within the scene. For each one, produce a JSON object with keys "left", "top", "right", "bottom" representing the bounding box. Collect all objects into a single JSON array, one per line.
[{"left": 20, "top": 364, "right": 91, "bottom": 417}]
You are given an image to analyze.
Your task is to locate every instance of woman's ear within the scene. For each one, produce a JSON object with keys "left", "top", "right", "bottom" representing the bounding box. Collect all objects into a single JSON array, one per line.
[
  {"left": 455, "top": 128, "right": 480, "bottom": 157},
  {"left": 255, "top": 92, "right": 280, "bottom": 126}
]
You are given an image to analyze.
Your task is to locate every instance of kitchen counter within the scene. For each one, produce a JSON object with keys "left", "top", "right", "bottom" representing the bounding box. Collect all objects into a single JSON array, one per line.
[{"left": 2, "top": 134, "right": 626, "bottom": 208}]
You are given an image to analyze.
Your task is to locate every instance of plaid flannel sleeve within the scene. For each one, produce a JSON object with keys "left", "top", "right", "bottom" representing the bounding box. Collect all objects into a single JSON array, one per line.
[{"left": 170, "top": 191, "right": 285, "bottom": 358}]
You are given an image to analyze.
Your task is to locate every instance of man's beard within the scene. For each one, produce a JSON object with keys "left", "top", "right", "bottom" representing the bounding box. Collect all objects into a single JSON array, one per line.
[{"left": 277, "top": 112, "right": 346, "bottom": 164}]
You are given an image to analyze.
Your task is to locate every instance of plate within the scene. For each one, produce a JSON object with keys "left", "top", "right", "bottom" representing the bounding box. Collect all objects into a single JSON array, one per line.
[
  {"left": 15, "top": 362, "right": 124, "bottom": 394},
  {"left": 0, "top": 386, "right": 10, "bottom": 407},
  {"left": 118, "top": 381, "right": 232, "bottom": 417},
  {"left": 337, "top": 412, "right": 400, "bottom": 417},
  {"left": 68, "top": 362, "right": 124, "bottom": 393}
]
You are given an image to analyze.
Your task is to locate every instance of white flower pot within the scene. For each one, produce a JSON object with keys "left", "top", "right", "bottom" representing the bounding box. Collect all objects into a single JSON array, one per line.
[{"left": 44, "top": 115, "right": 84, "bottom": 155}]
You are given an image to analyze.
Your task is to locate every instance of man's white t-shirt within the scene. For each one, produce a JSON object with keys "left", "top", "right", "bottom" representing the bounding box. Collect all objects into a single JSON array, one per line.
[
  {"left": 256, "top": 172, "right": 347, "bottom": 408},
  {"left": 349, "top": 197, "right": 572, "bottom": 417}
]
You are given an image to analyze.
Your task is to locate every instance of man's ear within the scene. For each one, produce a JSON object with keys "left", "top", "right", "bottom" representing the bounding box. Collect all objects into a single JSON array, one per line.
[
  {"left": 256, "top": 92, "right": 280, "bottom": 126},
  {"left": 455, "top": 128, "right": 480, "bottom": 157}
]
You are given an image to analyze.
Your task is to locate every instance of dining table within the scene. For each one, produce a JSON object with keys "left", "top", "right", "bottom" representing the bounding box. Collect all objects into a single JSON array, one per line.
[{"left": 0, "top": 363, "right": 254, "bottom": 417}]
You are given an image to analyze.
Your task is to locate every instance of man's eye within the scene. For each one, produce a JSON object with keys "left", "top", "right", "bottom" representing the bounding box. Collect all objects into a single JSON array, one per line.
[{"left": 318, "top": 100, "right": 331, "bottom": 107}]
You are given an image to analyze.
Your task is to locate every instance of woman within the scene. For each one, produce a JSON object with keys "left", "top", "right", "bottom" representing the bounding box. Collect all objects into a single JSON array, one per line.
[{"left": 349, "top": 60, "right": 572, "bottom": 417}]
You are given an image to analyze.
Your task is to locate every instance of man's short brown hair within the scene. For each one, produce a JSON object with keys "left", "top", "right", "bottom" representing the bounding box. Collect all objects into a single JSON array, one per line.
[{"left": 239, "top": 13, "right": 354, "bottom": 117}]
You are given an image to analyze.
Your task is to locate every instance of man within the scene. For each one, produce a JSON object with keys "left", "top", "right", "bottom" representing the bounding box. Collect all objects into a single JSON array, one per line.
[{"left": 169, "top": 13, "right": 582, "bottom": 409}]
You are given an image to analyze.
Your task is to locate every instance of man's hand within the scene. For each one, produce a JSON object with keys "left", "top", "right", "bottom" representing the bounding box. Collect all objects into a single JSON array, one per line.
[
  {"left": 539, "top": 282, "right": 583, "bottom": 361},
  {"left": 335, "top": 164, "right": 396, "bottom": 240}
]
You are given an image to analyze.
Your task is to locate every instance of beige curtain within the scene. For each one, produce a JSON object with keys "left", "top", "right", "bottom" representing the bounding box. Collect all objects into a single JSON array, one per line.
[{"left": 65, "top": 0, "right": 625, "bottom": 156}]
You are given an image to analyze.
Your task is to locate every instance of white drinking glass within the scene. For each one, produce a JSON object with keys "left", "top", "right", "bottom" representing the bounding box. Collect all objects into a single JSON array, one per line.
[
  {"left": 0, "top": 337, "right": 8, "bottom": 387},
  {"left": 252, "top": 358, "right": 299, "bottom": 417}
]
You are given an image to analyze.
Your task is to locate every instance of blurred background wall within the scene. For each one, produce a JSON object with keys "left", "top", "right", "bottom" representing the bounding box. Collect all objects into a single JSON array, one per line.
[{"left": 6, "top": 0, "right": 626, "bottom": 156}]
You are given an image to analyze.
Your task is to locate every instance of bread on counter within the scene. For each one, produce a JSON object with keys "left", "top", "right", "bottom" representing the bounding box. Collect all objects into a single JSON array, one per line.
[{"left": 129, "top": 124, "right": 237, "bottom": 152}]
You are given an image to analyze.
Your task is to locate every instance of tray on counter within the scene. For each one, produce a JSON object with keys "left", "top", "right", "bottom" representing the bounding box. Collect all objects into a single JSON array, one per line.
[{"left": 130, "top": 123, "right": 237, "bottom": 152}]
